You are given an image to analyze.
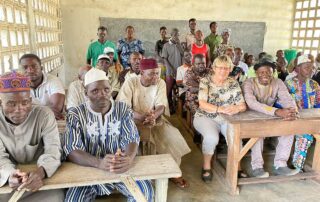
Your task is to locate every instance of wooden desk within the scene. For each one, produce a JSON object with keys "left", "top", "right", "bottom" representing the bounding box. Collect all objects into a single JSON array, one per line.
[
  {"left": 0, "top": 154, "right": 181, "bottom": 202},
  {"left": 214, "top": 109, "right": 320, "bottom": 195}
]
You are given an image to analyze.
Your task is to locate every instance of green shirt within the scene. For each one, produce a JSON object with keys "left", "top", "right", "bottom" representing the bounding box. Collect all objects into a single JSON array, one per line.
[
  {"left": 86, "top": 40, "right": 118, "bottom": 67},
  {"left": 204, "top": 33, "right": 222, "bottom": 61}
]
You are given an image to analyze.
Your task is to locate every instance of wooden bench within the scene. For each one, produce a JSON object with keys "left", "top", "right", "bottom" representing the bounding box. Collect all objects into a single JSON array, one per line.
[
  {"left": 214, "top": 109, "right": 320, "bottom": 195},
  {"left": 0, "top": 154, "right": 181, "bottom": 202}
]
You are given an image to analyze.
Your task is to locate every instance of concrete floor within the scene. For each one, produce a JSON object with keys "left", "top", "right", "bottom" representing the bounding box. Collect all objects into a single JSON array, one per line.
[{"left": 98, "top": 115, "right": 320, "bottom": 202}]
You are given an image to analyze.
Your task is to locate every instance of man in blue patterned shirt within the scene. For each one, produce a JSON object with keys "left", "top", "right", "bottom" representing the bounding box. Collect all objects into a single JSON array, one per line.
[
  {"left": 117, "top": 25, "right": 145, "bottom": 69},
  {"left": 63, "top": 68, "right": 153, "bottom": 202}
]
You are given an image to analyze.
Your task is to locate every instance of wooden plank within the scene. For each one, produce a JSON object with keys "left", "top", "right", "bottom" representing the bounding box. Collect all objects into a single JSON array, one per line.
[
  {"left": 238, "top": 138, "right": 259, "bottom": 162},
  {"left": 239, "top": 120, "right": 320, "bottom": 138},
  {"left": 57, "top": 120, "right": 66, "bottom": 134},
  {"left": 221, "top": 109, "right": 320, "bottom": 124},
  {"left": 8, "top": 190, "right": 25, "bottom": 202},
  {"left": 238, "top": 172, "right": 319, "bottom": 185},
  {"left": 0, "top": 154, "right": 181, "bottom": 194},
  {"left": 217, "top": 150, "right": 276, "bottom": 159},
  {"left": 312, "top": 134, "right": 320, "bottom": 177},
  {"left": 225, "top": 124, "right": 241, "bottom": 195},
  {"left": 155, "top": 178, "right": 168, "bottom": 202},
  {"left": 121, "top": 176, "right": 147, "bottom": 202}
]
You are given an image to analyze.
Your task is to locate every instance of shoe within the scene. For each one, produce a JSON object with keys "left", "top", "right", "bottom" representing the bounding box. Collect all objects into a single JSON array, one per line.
[
  {"left": 170, "top": 177, "right": 189, "bottom": 189},
  {"left": 201, "top": 168, "right": 213, "bottom": 183},
  {"left": 251, "top": 168, "right": 269, "bottom": 178},
  {"left": 273, "top": 166, "right": 300, "bottom": 176}
]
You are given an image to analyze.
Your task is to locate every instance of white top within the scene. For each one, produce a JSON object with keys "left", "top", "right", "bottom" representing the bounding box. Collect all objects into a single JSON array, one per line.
[
  {"left": 238, "top": 61, "right": 249, "bottom": 75},
  {"left": 66, "top": 79, "right": 87, "bottom": 110},
  {"left": 286, "top": 71, "right": 298, "bottom": 81},
  {"left": 124, "top": 71, "right": 139, "bottom": 81},
  {"left": 176, "top": 64, "right": 189, "bottom": 96},
  {"left": 31, "top": 73, "right": 65, "bottom": 107}
]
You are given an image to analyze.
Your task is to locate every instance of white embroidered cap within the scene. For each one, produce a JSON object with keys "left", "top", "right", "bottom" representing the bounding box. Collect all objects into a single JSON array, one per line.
[
  {"left": 84, "top": 68, "right": 109, "bottom": 86},
  {"left": 297, "top": 54, "right": 312, "bottom": 66},
  {"left": 104, "top": 47, "right": 114, "bottom": 54}
]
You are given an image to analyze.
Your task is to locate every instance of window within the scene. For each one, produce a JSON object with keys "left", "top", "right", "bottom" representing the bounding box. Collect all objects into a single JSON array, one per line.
[
  {"left": 0, "top": 0, "right": 63, "bottom": 74},
  {"left": 292, "top": 0, "right": 320, "bottom": 57}
]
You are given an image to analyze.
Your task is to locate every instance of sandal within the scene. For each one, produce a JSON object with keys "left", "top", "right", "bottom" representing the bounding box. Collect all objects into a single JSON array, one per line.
[
  {"left": 238, "top": 170, "right": 248, "bottom": 178},
  {"left": 201, "top": 168, "right": 213, "bottom": 183},
  {"left": 170, "top": 177, "right": 189, "bottom": 189}
]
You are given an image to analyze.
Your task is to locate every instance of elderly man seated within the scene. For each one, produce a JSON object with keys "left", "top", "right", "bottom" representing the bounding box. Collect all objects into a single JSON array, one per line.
[
  {"left": 117, "top": 58, "right": 191, "bottom": 188},
  {"left": 63, "top": 68, "right": 153, "bottom": 202},
  {"left": 96, "top": 54, "right": 120, "bottom": 99},
  {"left": 285, "top": 54, "right": 320, "bottom": 172},
  {"left": 0, "top": 71, "right": 63, "bottom": 201},
  {"left": 19, "top": 54, "right": 65, "bottom": 120},
  {"left": 243, "top": 55, "right": 300, "bottom": 178},
  {"left": 66, "top": 65, "right": 92, "bottom": 110}
]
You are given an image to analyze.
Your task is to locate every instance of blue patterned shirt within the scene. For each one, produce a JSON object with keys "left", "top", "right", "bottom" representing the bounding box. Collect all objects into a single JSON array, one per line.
[
  {"left": 117, "top": 38, "right": 144, "bottom": 69},
  {"left": 63, "top": 100, "right": 139, "bottom": 158}
]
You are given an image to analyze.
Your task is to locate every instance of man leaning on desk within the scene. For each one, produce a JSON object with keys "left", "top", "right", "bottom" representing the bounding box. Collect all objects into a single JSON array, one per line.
[
  {"left": 243, "top": 55, "right": 300, "bottom": 178},
  {"left": 0, "top": 71, "right": 64, "bottom": 201}
]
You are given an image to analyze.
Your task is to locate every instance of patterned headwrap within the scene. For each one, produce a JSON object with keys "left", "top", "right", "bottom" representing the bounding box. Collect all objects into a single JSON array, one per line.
[{"left": 0, "top": 71, "right": 31, "bottom": 93}]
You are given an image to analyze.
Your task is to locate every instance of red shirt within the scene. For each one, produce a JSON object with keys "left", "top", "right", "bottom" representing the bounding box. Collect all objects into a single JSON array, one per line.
[{"left": 191, "top": 43, "right": 209, "bottom": 63}]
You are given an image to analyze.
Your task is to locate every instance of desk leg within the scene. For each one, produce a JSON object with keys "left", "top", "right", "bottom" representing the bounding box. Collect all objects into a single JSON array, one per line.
[
  {"left": 121, "top": 177, "right": 147, "bottom": 202},
  {"left": 155, "top": 178, "right": 168, "bottom": 202},
  {"left": 8, "top": 189, "right": 26, "bottom": 202},
  {"left": 226, "top": 124, "right": 240, "bottom": 195},
  {"left": 312, "top": 134, "right": 320, "bottom": 180}
]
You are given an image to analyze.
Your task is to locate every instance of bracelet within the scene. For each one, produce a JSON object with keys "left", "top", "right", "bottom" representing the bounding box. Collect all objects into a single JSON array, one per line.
[{"left": 216, "top": 105, "right": 219, "bottom": 113}]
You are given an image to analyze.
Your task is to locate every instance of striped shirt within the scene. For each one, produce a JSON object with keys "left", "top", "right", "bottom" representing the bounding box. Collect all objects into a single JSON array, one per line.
[{"left": 63, "top": 99, "right": 139, "bottom": 158}]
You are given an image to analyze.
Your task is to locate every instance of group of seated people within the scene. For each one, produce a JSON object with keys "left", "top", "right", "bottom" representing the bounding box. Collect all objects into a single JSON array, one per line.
[
  {"left": 0, "top": 52, "right": 191, "bottom": 201},
  {"left": 0, "top": 17, "right": 319, "bottom": 202}
]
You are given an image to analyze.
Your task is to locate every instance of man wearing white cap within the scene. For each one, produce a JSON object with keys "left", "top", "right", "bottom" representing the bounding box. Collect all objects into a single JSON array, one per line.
[
  {"left": 96, "top": 54, "right": 120, "bottom": 99},
  {"left": 104, "top": 47, "right": 123, "bottom": 73},
  {"left": 285, "top": 54, "right": 320, "bottom": 172},
  {"left": 217, "top": 28, "right": 234, "bottom": 56},
  {"left": 63, "top": 68, "right": 153, "bottom": 202}
]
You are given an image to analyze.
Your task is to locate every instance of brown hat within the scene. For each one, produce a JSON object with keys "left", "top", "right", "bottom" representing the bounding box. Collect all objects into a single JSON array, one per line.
[{"left": 140, "top": 58, "right": 158, "bottom": 70}]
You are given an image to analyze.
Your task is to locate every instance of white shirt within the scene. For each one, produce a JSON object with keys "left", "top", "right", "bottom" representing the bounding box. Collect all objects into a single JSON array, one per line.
[
  {"left": 286, "top": 71, "right": 298, "bottom": 81},
  {"left": 176, "top": 64, "right": 189, "bottom": 96},
  {"left": 66, "top": 79, "right": 87, "bottom": 109},
  {"left": 31, "top": 73, "right": 65, "bottom": 107},
  {"left": 237, "top": 61, "right": 249, "bottom": 75},
  {"left": 124, "top": 71, "right": 139, "bottom": 81}
]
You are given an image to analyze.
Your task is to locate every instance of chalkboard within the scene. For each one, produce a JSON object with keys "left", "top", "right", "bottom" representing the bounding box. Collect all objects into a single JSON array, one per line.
[{"left": 100, "top": 17, "right": 266, "bottom": 58}]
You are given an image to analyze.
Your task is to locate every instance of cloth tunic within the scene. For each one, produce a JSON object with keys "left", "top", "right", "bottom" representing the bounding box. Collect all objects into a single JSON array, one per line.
[
  {"left": 0, "top": 105, "right": 63, "bottom": 201},
  {"left": 0, "top": 105, "right": 61, "bottom": 186},
  {"left": 63, "top": 100, "right": 153, "bottom": 201},
  {"left": 66, "top": 79, "right": 87, "bottom": 110},
  {"left": 117, "top": 76, "right": 191, "bottom": 165}
]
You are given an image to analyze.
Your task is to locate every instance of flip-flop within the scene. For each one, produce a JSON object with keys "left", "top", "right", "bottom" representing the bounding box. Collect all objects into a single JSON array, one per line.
[{"left": 170, "top": 177, "right": 189, "bottom": 189}]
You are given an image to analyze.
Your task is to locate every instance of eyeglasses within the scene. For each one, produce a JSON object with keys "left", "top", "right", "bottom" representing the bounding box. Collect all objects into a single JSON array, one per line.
[{"left": 215, "top": 66, "right": 230, "bottom": 71}]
